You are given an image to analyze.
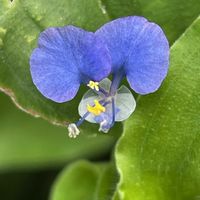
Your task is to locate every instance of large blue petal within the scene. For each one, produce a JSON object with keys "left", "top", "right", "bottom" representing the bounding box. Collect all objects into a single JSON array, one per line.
[
  {"left": 96, "top": 16, "right": 169, "bottom": 94},
  {"left": 30, "top": 26, "right": 111, "bottom": 103}
]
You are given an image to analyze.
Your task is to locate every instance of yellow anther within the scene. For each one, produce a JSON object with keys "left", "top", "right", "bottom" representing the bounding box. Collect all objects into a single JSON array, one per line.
[
  {"left": 87, "top": 100, "right": 106, "bottom": 116},
  {"left": 87, "top": 81, "right": 99, "bottom": 91}
]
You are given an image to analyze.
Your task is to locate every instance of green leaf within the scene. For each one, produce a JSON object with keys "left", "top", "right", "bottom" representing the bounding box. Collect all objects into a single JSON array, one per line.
[
  {"left": 0, "top": 92, "right": 117, "bottom": 171},
  {"left": 102, "top": 0, "right": 200, "bottom": 44},
  {"left": 0, "top": 0, "right": 10, "bottom": 14},
  {"left": 114, "top": 16, "right": 200, "bottom": 200},
  {"left": 50, "top": 160, "right": 118, "bottom": 200},
  {"left": 95, "top": 162, "right": 119, "bottom": 200}
]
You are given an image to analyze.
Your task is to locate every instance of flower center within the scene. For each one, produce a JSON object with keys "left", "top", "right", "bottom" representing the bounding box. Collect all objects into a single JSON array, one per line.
[
  {"left": 87, "top": 100, "right": 106, "bottom": 116},
  {"left": 67, "top": 77, "right": 136, "bottom": 138}
]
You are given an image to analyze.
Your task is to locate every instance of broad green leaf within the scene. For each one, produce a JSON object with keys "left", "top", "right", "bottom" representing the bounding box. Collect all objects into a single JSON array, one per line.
[
  {"left": 0, "top": 0, "right": 10, "bottom": 14},
  {"left": 113, "top": 16, "right": 200, "bottom": 200},
  {"left": 96, "top": 162, "right": 119, "bottom": 200},
  {"left": 102, "top": 0, "right": 200, "bottom": 43},
  {"left": 50, "top": 160, "right": 118, "bottom": 200},
  {"left": 0, "top": 92, "right": 118, "bottom": 171}
]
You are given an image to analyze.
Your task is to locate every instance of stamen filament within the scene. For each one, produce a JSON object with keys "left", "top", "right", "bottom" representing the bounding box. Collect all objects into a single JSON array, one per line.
[
  {"left": 76, "top": 112, "right": 90, "bottom": 127},
  {"left": 110, "top": 71, "right": 124, "bottom": 95},
  {"left": 87, "top": 80, "right": 109, "bottom": 96},
  {"left": 99, "top": 87, "right": 109, "bottom": 97},
  {"left": 111, "top": 97, "right": 115, "bottom": 127}
]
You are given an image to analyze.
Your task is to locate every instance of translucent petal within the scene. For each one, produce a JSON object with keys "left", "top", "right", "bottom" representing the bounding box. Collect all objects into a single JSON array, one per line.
[
  {"left": 78, "top": 87, "right": 100, "bottom": 123},
  {"left": 78, "top": 78, "right": 136, "bottom": 124},
  {"left": 115, "top": 85, "right": 136, "bottom": 121},
  {"left": 98, "top": 78, "right": 111, "bottom": 92}
]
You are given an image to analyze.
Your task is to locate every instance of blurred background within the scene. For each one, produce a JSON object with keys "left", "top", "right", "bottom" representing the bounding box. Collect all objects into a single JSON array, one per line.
[{"left": 0, "top": 92, "right": 117, "bottom": 200}]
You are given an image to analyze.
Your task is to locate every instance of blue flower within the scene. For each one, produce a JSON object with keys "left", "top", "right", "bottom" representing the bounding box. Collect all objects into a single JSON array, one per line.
[
  {"left": 30, "top": 16, "right": 169, "bottom": 138},
  {"left": 96, "top": 16, "right": 169, "bottom": 95},
  {"left": 30, "top": 25, "right": 111, "bottom": 103}
]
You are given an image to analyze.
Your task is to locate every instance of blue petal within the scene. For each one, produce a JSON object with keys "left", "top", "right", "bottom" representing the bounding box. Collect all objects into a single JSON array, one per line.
[
  {"left": 30, "top": 26, "right": 111, "bottom": 103},
  {"left": 96, "top": 16, "right": 169, "bottom": 94}
]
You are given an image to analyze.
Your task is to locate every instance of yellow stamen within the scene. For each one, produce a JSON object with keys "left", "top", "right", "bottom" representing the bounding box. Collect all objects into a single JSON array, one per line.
[
  {"left": 87, "top": 81, "right": 99, "bottom": 91},
  {"left": 87, "top": 100, "right": 106, "bottom": 116}
]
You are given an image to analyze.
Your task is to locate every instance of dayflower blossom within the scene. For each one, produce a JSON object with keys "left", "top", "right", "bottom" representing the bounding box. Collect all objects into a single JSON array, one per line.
[{"left": 30, "top": 16, "right": 169, "bottom": 138}]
